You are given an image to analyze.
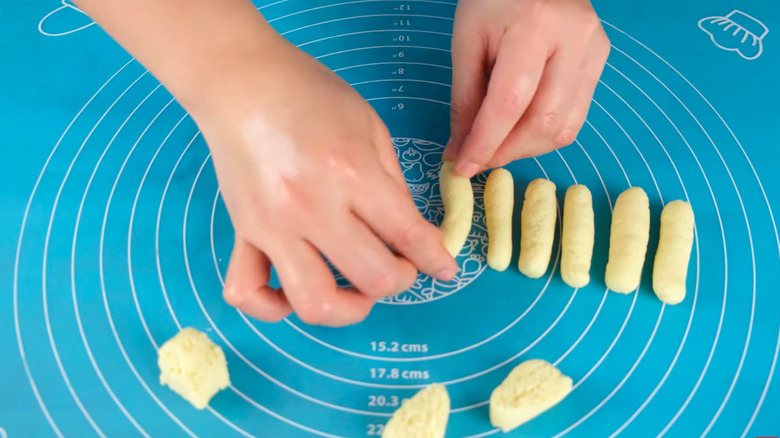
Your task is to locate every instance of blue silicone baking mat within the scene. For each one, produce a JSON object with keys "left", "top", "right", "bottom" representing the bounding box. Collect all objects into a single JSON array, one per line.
[{"left": 2, "top": 0, "right": 779, "bottom": 437}]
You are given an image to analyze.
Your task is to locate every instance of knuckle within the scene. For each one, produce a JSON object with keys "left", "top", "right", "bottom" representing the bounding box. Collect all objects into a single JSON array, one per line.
[
  {"left": 222, "top": 287, "right": 243, "bottom": 308},
  {"left": 495, "top": 83, "right": 532, "bottom": 116},
  {"left": 366, "top": 270, "right": 398, "bottom": 297},
  {"left": 600, "top": 37, "right": 612, "bottom": 60},
  {"left": 297, "top": 311, "right": 323, "bottom": 326},
  {"left": 296, "top": 299, "right": 331, "bottom": 325},
  {"left": 556, "top": 126, "right": 579, "bottom": 147},
  {"left": 583, "top": 12, "right": 602, "bottom": 32},
  {"left": 395, "top": 220, "right": 428, "bottom": 250},
  {"left": 265, "top": 311, "right": 288, "bottom": 323},
  {"left": 539, "top": 111, "right": 563, "bottom": 136}
]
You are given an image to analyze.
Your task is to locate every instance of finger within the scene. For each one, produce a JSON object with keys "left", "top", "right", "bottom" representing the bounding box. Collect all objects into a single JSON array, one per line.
[
  {"left": 560, "top": 73, "right": 602, "bottom": 151},
  {"left": 373, "top": 127, "right": 408, "bottom": 190},
  {"left": 455, "top": 29, "right": 549, "bottom": 177},
  {"left": 223, "top": 238, "right": 292, "bottom": 322},
  {"left": 353, "top": 170, "right": 458, "bottom": 281},
  {"left": 444, "top": 21, "right": 489, "bottom": 161},
  {"left": 313, "top": 213, "right": 418, "bottom": 299},
  {"left": 271, "top": 239, "right": 374, "bottom": 327},
  {"left": 487, "top": 48, "right": 582, "bottom": 167},
  {"left": 560, "top": 35, "right": 610, "bottom": 138}
]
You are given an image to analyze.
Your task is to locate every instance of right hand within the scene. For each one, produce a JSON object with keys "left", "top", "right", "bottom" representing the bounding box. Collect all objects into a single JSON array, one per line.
[
  {"left": 444, "top": 0, "right": 610, "bottom": 177},
  {"left": 190, "top": 36, "right": 458, "bottom": 327}
]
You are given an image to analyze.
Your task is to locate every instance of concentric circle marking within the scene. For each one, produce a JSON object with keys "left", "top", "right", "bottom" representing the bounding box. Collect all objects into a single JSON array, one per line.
[
  {"left": 9, "top": 4, "right": 778, "bottom": 438},
  {"left": 41, "top": 69, "right": 153, "bottom": 438}
]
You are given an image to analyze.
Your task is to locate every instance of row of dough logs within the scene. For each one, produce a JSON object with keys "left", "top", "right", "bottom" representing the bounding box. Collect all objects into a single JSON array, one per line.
[
  {"left": 438, "top": 162, "right": 695, "bottom": 304},
  {"left": 152, "top": 171, "right": 695, "bottom": 412}
]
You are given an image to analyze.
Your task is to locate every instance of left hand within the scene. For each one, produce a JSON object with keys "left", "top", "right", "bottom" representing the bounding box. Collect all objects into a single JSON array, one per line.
[{"left": 444, "top": 0, "right": 611, "bottom": 177}]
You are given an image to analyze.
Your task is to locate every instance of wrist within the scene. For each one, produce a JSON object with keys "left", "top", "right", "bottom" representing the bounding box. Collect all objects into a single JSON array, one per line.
[{"left": 171, "top": 22, "right": 287, "bottom": 118}]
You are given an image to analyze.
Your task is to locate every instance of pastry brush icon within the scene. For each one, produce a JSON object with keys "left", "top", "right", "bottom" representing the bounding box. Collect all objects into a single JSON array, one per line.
[{"left": 699, "top": 10, "right": 768, "bottom": 60}]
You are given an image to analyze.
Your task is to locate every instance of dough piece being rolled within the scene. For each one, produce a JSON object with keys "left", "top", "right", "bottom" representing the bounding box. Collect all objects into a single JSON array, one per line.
[
  {"left": 605, "top": 187, "right": 650, "bottom": 293},
  {"left": 561, "top": 185, "right": 594, "bottom": 288},
  {"left": 438, "top": 161, "right": 474, "bottom": 257},
  {"left": 518, "top": 179, "right": 558, "bottom": 278},
  {"left": 382, "top": 384, "right": 450, "bottom": 438},
  {"left": 653, "top": 200, "right": 695, "bottom": 304},
  {"left": 158, "top": 327, "right": 230, "bottom": 409},
  {"left": 490, "top": 359, "right": 572, "bottom": 433},
  {"left": 485, "top": 168, "right": 514, "bottom": 271}
]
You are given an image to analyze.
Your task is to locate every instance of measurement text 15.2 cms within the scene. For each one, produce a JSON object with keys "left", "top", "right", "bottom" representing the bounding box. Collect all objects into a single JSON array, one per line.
[{"left": 370, "top": 341, "right": 429, "bottom": 353}]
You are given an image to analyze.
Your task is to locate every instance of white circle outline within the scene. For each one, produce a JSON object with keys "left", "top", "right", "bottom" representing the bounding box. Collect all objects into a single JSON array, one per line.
[
  {"left": 39, "top": 69, "right": 152, "bottom": 437},
  {"left": 10, "top": 6, "right": 777, "bottom": 438},
  {"left": 122, "top": 110, "right": 255, "bottom": 437},
  {"left": 91, "top": 96, "right": 197, "bottom": 436},
  {"left": 600, "top": 37, "right": 757, "bottom": 437},
  {"left": 12, "top": 56, "right": 135, "bottom": 438},
  {"left": 594, "top": 77, "right": 700, "bottom": 437}
]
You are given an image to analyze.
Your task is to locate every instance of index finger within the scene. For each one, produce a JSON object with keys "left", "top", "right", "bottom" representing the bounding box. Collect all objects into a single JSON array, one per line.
[
  {"left": 455, "top": 30, "right": 549, "bottom": 177},
  {"left": 353, "top": 167, "right": 458, "bottom": 281}
]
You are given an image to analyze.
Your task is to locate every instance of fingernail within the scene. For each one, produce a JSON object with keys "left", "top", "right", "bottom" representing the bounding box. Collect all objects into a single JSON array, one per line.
[
  {"left": 435, "top": 268, "right": 457, "bottom": 281},
  {"left": 456, "top": 161, "right": 480, "bottom": 177}
]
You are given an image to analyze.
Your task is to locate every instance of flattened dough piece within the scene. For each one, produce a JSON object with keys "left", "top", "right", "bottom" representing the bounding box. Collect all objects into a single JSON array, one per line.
[
  {"left": 158, "top": 327, "right": 230, "bottom": 409},
  {"left": 439, "top": 161, "right": 474, "bottom": 257},
  {"left": 605, "top": 187, "right": 650, "bottom": 293},
  {"left": 561, "top": 185, "right": 594, "bottom": 288},
  {"left": 518, "top": 179, "right": 558, "bottom": 278},
  {"left": 485, "top": 168, "right": 515, "bottom": 271},
  {"left": 653, "top": 200, "right": 695, "bottom": 304},
  {"left": 490, "top": 359, "right": 573, "bottom": 433},
  {"left": 382, "top": 384, "right": 450, "bottom": 438}
]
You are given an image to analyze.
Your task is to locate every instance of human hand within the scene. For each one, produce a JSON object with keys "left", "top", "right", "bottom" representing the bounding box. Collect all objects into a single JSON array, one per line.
[
  {"left": 444, "top": 0, "right": 610, "bottom": 177},
  {"left": 192, "top": 37, "right": 457, "bottom": 327}
]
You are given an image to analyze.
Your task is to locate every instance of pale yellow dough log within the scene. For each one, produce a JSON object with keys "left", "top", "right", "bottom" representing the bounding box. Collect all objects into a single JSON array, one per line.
[
  {"left": 485, "top": 168, "right": 514, "bottom": 271},
  {"left": 605, "top": 187, "right": 650, "bottom": 293},
  {"left": 438, "top": 161, "right": 474, "bottom": 257},
  {"left": 382, "top": 384, "right": 450, "bottom": 438},
  {"left": 158, "top": 327, "right": 230, "bottom": 409},
  {"left": 518, "top": 179, "right": 558, "bottom": 278},
  {"left": 653, "top": 200, "right": 695, "bottom": 304},
  {"left": 561, "top": 185, "right": 594, "bottom": 288},
  {"left": 489, "top": 359, "right": 572, "bottom": 433}
]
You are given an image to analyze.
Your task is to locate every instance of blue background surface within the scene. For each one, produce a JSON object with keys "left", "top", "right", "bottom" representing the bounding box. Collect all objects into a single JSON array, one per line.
[{"left": 1, "top": 0, "right": 779, "bottom": 437}]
